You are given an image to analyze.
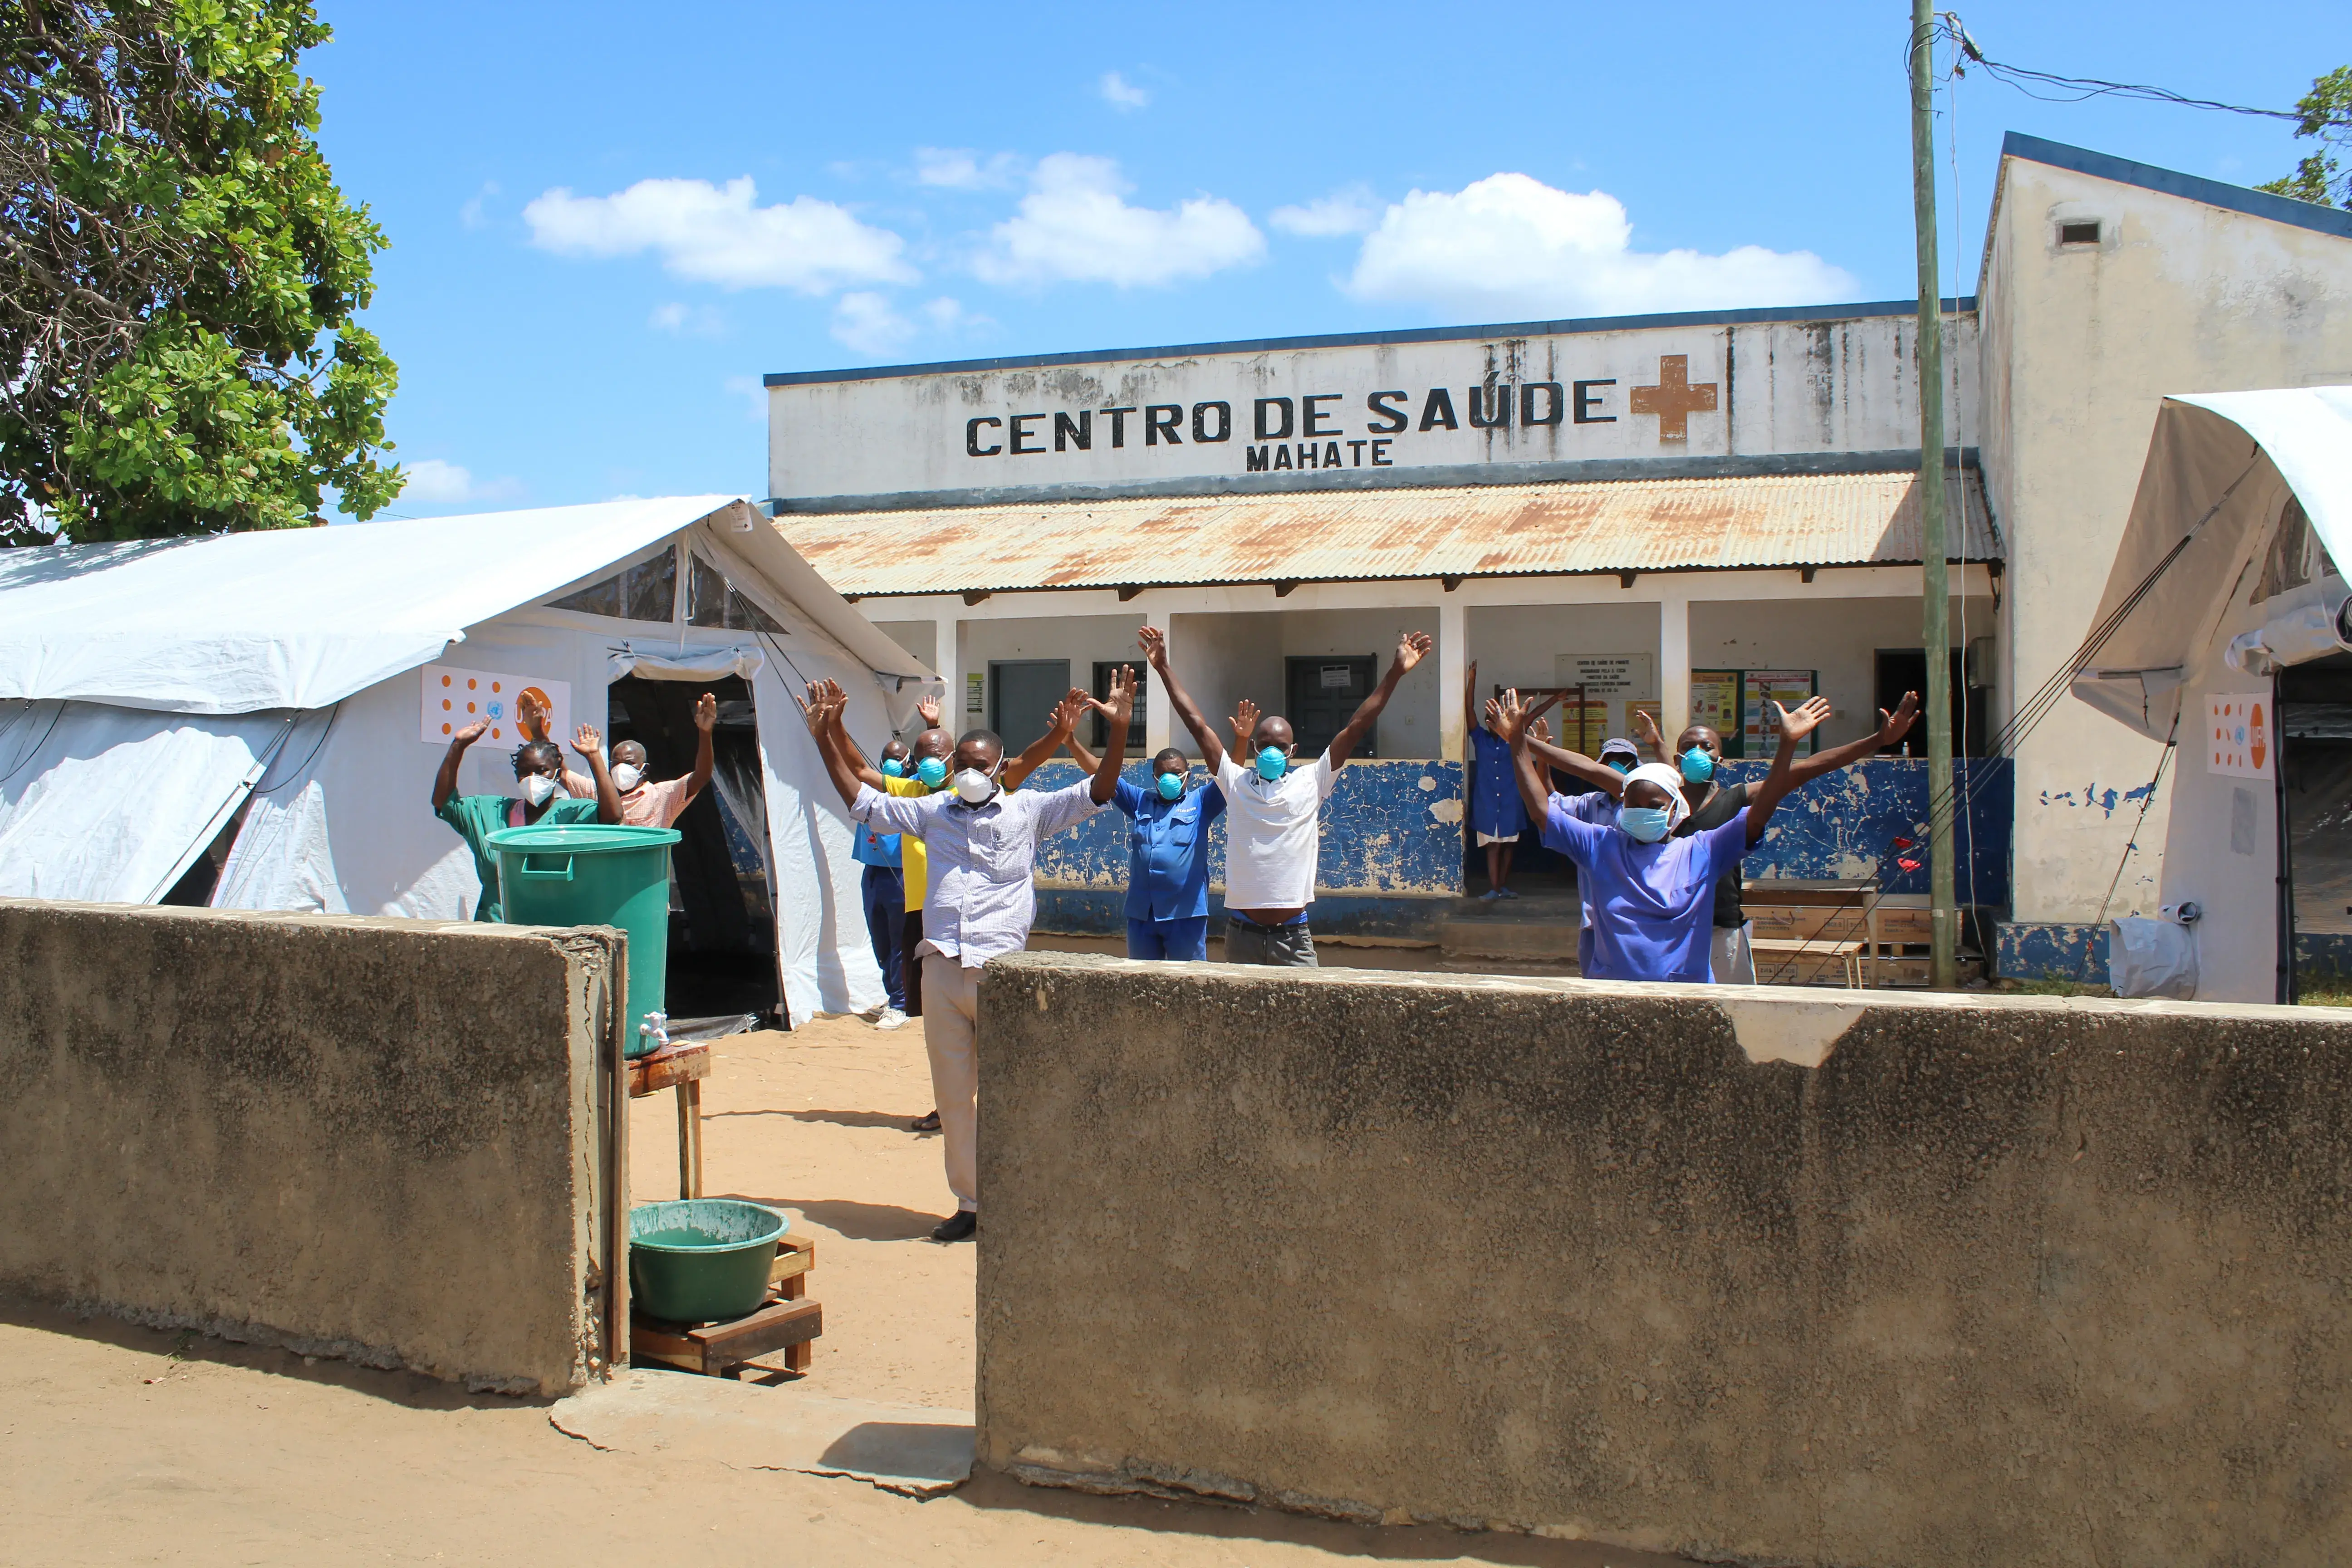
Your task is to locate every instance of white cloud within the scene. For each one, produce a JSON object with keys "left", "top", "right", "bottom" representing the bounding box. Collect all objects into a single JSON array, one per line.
[
  {"left": 459, "top": 181, "right": 500, "bottom": 230},
  {"left": 1342, "top": 172, "right": 1857, "bottom": 319},
  {"left": 1098, "top": 71, "right": 1150, "bottom": 111},
  {"left": 648, "top": 300, "right": 726, "bottom": 338},
  {"left": 830, "top": 293, "right": 982, "bottom": 357},
  {"left": 402, "top": 458, "right": 523, "bottom": 505},
  {"left": 722, "top": 375, "right": 767, "bottom": 425},
  {"left": 915, "top": 147, "right": 1023, "bottom": 190},
  {"left": 972, "top": 154, "right": 1262, "bottom": 288},
  {"left": 522, "top": 176, "right": 915, "bottom": 293},
  {"left": 1269, "top": 186, "right": 1379, "bottom": 238}
]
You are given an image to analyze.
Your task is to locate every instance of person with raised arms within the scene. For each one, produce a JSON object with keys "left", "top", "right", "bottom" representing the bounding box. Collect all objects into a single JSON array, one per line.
[
  {"left": 1491, "top": 687, "right": 1826, "bottom": 984},
  {"left": 1142, "top": 624, "right": 1432, "bottom": 967},
  {"left": 806, "top": 671, "right": 1134, "bottom": 1241}
]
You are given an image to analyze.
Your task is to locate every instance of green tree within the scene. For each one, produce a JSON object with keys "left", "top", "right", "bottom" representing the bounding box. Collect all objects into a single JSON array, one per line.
[
  {"left": 0, "top": 0, "right": 399, "bottom": 545},
  {"left": 2256, "top": 66, "right": 2352, "bottom": 210}
]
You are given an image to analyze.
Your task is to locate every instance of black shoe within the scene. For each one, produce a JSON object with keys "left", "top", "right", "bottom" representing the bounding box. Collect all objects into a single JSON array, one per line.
[
  {"left": 931, "top": 1211, "right": 976, "bottom": 1243},
  {"left": 911, "top": 1109, "right": 941, "bottom": 1132}
]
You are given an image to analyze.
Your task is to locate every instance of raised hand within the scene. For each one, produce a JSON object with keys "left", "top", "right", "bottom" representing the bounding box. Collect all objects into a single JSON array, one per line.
[
  {"left": 517, "top": 688, "right": 552, "bottom": 740},
  {"left": 1492, "top": 688, "right": 1531, "bottom": 745},
  {"left": 1230, "top": 697, "right": 1261, "bottom": 753},
  {"left": 1875, "top": 691, "right": 1921, "bottom": 747},
  {"left": 451, "top": 717, "right": 490, "bottom": 746},
  {"left": 572, "top": 723, "right": 604, "bottom": 760},
  {"left": 1632, "top": 706, "right": 1666, "bottom": 754},
  {"left": 1137, "top": 625, "right": 1168, "bottom": 666},
  {"left": 1772, "top": 695, "right": 1834, "bottom": 746},
  {"left": 916, "top": 694, "right": 943, "bottom": 728},
  {"left": 1393, "top": 630, "right": 1434, "bottom": 673},
  {"left": 1103, "top": 665, "right": 1137, "bottom": 725},
  {"left": 1046, "top": 687, "right": 1088, "bottom": 738},
  {"left": 694, "top": 692, "right": 718, "bottom": 732},
  {"left": 1529, "top": 715, "right": 1553, "bottom": 747}
]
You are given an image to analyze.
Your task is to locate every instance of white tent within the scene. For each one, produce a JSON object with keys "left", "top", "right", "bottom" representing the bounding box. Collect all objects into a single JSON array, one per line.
[
  {"left": 0, "top": 495, "right": 937, "bottom": 1024},
  {"left": 2072, "top": 387, "right": 2352, "bottom": 1000}
]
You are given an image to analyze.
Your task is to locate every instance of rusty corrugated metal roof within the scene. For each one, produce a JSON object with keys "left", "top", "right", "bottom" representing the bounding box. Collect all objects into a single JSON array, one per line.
[{"left": 776, "top": 470, "right": 2000, "bottom": 598}]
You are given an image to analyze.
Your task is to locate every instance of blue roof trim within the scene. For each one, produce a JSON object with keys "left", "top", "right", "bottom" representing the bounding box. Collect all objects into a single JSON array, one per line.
[
  {"left": 761, "top": 297, "right": 1977, "bottom": 388},
  {"left": 2000, "top": 132, "right": 2352, "bottom": 240}
]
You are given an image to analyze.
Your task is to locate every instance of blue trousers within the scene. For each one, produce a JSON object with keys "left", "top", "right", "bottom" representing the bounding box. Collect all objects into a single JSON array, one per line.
[
  {"left": 862, "top": 864, "right": 906, "bottom": 1010},
  {"left": 1127, "top": 915, "right": 1210, "bottom": 962}
]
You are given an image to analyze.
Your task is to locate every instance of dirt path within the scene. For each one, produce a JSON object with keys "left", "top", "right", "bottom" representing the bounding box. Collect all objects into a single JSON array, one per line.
[{"left": 0, "top": 1014, "right": 1690, "bottom": 1568}]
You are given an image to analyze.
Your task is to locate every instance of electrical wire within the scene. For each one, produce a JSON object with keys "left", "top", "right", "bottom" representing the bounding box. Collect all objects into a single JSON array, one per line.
[
  {"left": 1927, "top": 13, "right": 2303, "bottom": 123},
  {"left": 2076, "top": 713, "right": 2181, "bottom": 980}
]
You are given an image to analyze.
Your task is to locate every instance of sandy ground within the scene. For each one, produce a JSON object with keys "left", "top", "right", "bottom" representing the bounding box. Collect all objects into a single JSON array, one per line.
[{"left": 0, "top": 1013, "right": 1690, "bottom": 1568}]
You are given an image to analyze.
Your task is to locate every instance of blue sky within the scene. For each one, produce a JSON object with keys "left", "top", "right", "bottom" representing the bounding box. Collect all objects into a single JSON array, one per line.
[{"left": 308, "top": 0, "right": 2344, "bottom": 517}]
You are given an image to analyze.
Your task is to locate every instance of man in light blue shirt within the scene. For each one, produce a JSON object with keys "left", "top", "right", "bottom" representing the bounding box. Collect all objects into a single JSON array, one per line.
[{"left": 808, "top": 668, "right": 1135, "bottom": 1241}]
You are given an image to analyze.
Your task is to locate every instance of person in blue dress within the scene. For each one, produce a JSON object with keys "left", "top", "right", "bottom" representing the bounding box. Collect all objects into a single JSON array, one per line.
[
  {"left": 1109, "top": 746, "right": 1228, "bottom": 960},
  {"left": 1462, "top": 661, "right": 1528, "bottom": 899},
  {"left": 1490, "top": 687, "right": 1829, "bottom": 983}
]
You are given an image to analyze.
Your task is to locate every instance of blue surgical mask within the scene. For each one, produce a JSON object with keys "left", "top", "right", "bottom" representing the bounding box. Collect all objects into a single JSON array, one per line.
[
  {"left": 1156, "top": 772, "right": 1184, "bottom": 801},
  {"left": 1618, "top": 805, "right": 1672, "bottom": 843},
  {"left": 1680, "top": 747, "right": 1715, "bottom": 783},
  {"left": 915, "top": 755, "right": 947, "bottom": 788},
  {"left": 881, "top": 757, "right": 906, "bottom": 777},
  {"left": 1606, "top": 755, "right": 1634, "bottom": 774},
  {"left": 1255, "top": 746, "right": 1288, "bottom": 781}
]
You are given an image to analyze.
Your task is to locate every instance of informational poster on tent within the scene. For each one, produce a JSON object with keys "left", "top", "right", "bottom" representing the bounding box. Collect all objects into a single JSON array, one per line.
[
  {"left": 1688, "top": 671, "right": 1741, "bottom": 755},
  {"left": 420, "top": 664, "right": 570, "bottom": 750},
  {"left": 1743, "top": 670, "right": 1818, "bottom": 757},
  {"left": 2208, "top": 692, "right": 2273, "bottom": 778}
]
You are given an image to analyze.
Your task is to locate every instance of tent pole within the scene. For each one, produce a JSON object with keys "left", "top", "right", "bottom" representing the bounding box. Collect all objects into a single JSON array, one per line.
[{"left": 1910, "top": 0, "right": 1958, "bottom": 988}]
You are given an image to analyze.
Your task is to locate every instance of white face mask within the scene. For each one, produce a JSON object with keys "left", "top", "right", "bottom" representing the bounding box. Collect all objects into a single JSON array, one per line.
[
  {"left": 610, "top": 764, "right": 643, "bottom": 793},
  {"left": 952, "top": 766, "right": 998, "bottom": 804},
  {"left": 521, "top": 773, "right": 559, "bottom": 807}
]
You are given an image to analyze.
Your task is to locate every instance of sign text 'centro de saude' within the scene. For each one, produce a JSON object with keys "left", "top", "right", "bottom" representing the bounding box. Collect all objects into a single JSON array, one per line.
[{"left": 763, "top": 310, "right": 1972, "bottom": 502}]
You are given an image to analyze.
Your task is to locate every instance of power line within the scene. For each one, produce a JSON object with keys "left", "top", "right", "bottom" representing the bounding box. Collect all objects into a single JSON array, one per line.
[{"left": 1930, "top": 13, "right": 2305, "bottom": 123}]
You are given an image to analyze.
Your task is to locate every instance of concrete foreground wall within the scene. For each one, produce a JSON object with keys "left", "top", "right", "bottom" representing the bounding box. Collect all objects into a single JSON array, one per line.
[
  {"left": 0, "top": 901, "right": 618, "bottom": 1396},
  {"left": 977, "top": 954, "right": 2352, "bottom": 1567}
]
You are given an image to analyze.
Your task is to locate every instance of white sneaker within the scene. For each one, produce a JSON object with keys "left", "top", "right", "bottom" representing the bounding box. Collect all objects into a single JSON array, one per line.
[{"left": 875, "top": 1008, "right": 907, "bottom": 1031}]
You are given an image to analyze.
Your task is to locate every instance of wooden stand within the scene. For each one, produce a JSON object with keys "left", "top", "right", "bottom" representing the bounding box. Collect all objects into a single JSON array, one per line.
[
  {"left": 626, "top": 1044, "right": 708, "bottom": 1199},
  {"left": 630, "top": 1234, "right": 821, "bottom": 1378}
]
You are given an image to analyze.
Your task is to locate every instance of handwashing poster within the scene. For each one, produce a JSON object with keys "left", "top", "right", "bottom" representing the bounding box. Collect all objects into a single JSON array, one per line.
[
  {"left": 2208, "top": 692, "right": 2272, "bottom": 779},
  {"left": 421, "top": 664, "right": 571, "bottom": 752}
]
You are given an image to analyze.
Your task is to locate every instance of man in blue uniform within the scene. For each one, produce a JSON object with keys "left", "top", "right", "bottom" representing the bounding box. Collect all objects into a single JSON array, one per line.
[{"left": 1109, "top": 747, "right": 1226, "bottom": 960}]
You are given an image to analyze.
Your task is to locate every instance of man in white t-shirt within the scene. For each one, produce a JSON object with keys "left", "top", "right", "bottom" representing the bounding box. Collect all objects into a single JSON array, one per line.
[{"left": 1140, "top": 624, "right": 1433, "bottom": 967}]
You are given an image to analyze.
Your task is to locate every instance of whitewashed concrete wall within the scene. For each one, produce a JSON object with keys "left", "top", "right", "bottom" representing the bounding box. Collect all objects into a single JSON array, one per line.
[
  {"left": 768, "top": 310, "right": 1977, "bottom": 504},
  {"left": 1985, "top": 153, "right": 2352, "bottom": 924}
]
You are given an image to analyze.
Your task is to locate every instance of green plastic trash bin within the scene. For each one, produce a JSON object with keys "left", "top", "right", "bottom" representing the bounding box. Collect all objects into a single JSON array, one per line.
[{"left": 486, "top": 823, "right": 681, "bottom": 1057}]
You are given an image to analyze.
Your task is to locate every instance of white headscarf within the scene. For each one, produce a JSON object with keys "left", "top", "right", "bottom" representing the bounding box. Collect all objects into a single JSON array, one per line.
[{"left": 1621, "top": 763, "right": 1695, "bottom": 832}]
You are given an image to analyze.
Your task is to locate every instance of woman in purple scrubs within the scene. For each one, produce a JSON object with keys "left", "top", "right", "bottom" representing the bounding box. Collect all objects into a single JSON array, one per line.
[{"left": 1490, "top": 690, "right": 1831, "bottom": 984}]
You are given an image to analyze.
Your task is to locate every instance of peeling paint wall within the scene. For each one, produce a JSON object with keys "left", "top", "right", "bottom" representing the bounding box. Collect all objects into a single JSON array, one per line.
[{"left": 1722, "top": 756, "right": 2014, "bottom": 905}]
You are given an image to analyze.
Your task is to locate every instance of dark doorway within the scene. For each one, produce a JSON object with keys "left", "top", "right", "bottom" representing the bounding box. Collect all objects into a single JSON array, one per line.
[
  {"left": 1285, "top": 655, "right": 1377, "bottom": 760},
  {"left": 606, "top": 673, "right": 780, "bottom": 1024},
  {"left": 990, "top": 659, "right": 1071, "bottom": 756},
  {"left": 1873, "top": 648, "right": 1988, "bottom": 758},
  {"left": 2282, "top": 654, "right": 2352, "bottom": 998}
]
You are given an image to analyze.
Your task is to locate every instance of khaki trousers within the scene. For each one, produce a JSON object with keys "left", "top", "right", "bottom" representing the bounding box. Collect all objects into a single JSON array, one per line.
[{"left": 920, "top": 954, "right": 981, "bottom": 1212}]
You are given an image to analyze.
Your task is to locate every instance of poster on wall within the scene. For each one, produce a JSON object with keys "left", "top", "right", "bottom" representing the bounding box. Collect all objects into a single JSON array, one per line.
[
  {"left": 2208, "top": 693, "right": 2274, "bottom": 778},
  {"left": 420, "top": 664, "right": 571, "bottom": 750},
  {"left": 1743, "top": 670, "right": 1818, "bottom": 757},
  {"left": 1554, "top": 653, "right": 1655, "bottom": 706},
  {"left": 1687, "top": 671, "right": 1741, "bottom": 755}
]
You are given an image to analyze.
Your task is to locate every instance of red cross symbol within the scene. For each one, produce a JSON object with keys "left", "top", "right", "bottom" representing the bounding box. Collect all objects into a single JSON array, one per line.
[{"left": 1629, "top": 354, "right": 1720, "bottom": 443}]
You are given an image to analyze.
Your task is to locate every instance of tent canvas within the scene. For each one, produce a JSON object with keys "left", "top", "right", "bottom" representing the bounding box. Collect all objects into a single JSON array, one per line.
[{"left": 0, "top": 497, "right": 938, "bottom": 1025}]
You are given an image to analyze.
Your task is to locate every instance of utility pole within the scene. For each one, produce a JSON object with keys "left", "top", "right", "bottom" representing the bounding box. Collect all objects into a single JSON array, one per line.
[{"left": 1910, "top": 0, "right": 1958, "bottom": 988}]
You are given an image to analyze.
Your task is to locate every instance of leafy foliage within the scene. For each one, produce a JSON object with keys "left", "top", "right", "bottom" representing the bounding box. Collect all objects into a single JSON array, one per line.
[
  {"left": 0, "top": 0, "right": 399, "bottom": 544},
  {"left": 2255, "top": 66, "right": 2352, "bottom": 210}
]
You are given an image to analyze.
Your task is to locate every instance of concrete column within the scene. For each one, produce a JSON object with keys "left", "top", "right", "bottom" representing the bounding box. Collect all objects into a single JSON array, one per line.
[
  {"left": 1438, "top": 596, "right": 1467, "bottom": 763},
  {"left": 932, "top": 609, "right": 965, "bottom": 734},
  {"left": 1141, "top": 606, "right": 1171, "bottom": 758},
  {"left": 1657, "top": 591, "right": 1690, "bottom": 740}
]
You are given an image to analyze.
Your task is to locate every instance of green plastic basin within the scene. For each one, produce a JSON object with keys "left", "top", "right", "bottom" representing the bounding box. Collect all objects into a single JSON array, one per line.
[
  {"left": 628, "top": 1199, "right": 787, "bottom": 1324},
  {"left": 486, "top": 822, "right": 680, "bottom": 1057}
]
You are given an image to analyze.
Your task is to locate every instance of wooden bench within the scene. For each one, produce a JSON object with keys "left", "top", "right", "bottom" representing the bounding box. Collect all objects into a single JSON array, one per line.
[
  {"left": 1751, "top": 936, "right": 1868, "bottom": 988},
  {"left": 626, "top": 1043, "right": 708, "bottom": 1200}
]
